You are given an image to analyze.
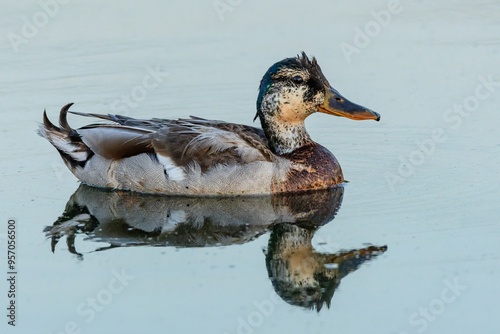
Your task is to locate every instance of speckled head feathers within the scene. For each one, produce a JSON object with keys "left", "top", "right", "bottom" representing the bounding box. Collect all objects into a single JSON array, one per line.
[{"left": 255, "top": 52, "right": 329, "bottom": 121}]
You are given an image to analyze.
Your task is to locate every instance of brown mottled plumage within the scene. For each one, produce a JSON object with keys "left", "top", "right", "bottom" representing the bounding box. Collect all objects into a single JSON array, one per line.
[
  {"left": 272, "top": 144, "right": 342, "bottom": 193},
  {"left": 39, "top": 53, "right": 379, "bottom": 195}
]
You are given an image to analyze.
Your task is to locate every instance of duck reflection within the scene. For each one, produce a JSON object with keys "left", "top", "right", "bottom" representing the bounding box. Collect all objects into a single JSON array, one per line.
[
  {"left": 45, "top": 184, "right": 387, "bottom": 311},
  {"left": 45, "top": 184, "right": 344, "bottom": 253}
]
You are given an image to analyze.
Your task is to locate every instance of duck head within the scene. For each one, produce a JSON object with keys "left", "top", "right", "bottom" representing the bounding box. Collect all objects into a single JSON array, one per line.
[{"left": 255, "top": 52, "right": 380, "bottom": 155}]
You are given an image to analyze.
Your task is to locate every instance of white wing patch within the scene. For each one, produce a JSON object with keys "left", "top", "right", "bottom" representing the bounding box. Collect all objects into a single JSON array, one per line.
[{"left": 157, "top": 155, "right": 186, "bottom": 181}]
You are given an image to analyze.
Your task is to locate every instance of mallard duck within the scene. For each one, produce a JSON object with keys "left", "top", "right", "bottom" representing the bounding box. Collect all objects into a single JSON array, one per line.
[{"left": 39, "top": 52, "right": 379, "bottom": 196}]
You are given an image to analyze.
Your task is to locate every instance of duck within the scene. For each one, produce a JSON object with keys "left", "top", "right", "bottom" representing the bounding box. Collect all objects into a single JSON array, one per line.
[{"left": 39, "top": 52, "right": 380, "bottom": 196}]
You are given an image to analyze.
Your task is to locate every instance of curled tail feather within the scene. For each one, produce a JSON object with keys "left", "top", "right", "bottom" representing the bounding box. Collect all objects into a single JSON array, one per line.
[{"left": 38, "top": 103, "right": 94, "bottom": 168}]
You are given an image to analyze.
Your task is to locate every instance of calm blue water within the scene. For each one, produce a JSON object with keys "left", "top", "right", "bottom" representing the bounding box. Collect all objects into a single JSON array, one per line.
[{"left": 1, "top": 1, "right": 499, "bottom": 333}]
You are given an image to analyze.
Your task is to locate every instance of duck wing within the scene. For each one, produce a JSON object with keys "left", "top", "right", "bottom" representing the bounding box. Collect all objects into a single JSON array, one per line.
[
  {"left": 70, "top": 111, "right": 165, "bottom": 132},
  {"left": 151, "top": 118, "right": 275, "bottom": 172},
  {"left": 67, "top": 109, "right": 274, "bottom": 171}
]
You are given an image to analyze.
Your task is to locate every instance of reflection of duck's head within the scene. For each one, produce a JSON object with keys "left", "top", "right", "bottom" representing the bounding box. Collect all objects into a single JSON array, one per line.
[{"left": 265, "top": 223, "right": 387, "bottom": 311}]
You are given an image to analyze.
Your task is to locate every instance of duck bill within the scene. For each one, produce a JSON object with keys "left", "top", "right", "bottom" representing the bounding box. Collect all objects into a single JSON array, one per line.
[{"left": 318, "top": 87, "right": 380, "bottom": 121}]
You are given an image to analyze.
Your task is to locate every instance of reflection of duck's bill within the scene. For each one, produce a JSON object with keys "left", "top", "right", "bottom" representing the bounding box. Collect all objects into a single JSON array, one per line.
[
  {"left": 328, "top": 245, "right": 388, "bottom": 262},
  {"left": 318, "top": 86, "right": 380, "bottom": 121},
  {"left": 326, "top": 244, "right": 388, "bottom": 279}
]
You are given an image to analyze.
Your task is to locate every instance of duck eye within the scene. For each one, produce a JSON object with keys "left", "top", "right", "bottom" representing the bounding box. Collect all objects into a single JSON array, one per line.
[{"left": 292, "top": 75, "right": 304, "bottom": 84}]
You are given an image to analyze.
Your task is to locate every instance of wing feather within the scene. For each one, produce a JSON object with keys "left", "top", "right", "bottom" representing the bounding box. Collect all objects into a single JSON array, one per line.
[
  {"left": 151, "top": 119, "right": 274, "bottom": 172},
  {"left": 76, "top": 126, "right": 154, "bottom": 160},
  {"left": 66, "top": 110, "right": 274, "bottom": 171}
]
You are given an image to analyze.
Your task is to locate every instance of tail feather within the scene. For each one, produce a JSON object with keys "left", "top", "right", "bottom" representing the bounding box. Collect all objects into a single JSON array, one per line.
[
  {"left": 38, "top": 103, "right": 94, "bottom": 168},
  {"left": 57, "top": 102, "right": 74, "bottom": 133}
]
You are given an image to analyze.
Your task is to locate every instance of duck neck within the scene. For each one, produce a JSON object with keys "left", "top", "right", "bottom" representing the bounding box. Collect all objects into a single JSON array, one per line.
[{"left": 260, "top": 117, "right": 313, "bottom": 155}]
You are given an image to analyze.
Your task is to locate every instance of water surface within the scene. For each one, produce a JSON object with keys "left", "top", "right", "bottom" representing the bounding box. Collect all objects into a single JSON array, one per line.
[{"left": 1, "top": 1, "right": 499, "bottom": 333}]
